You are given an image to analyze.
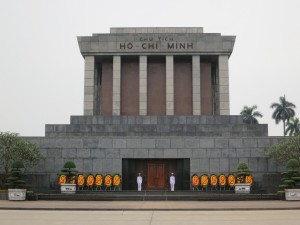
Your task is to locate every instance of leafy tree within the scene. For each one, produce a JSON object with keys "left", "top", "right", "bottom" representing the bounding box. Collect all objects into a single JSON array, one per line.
[
  {"left": 270, "top": 95, "right": 296, "bottom": 136},
  {"left": 266, "top": 135, "right": 300, "bottom": 165},
  {"left": 286, "top": 117, "right": 300, "bottom": 136},
  {"left": 240, "top": 105, "right": 263, "bottom": 124},
  {"left": 0, "top": 132, "right": 43, "bottom": 175}
]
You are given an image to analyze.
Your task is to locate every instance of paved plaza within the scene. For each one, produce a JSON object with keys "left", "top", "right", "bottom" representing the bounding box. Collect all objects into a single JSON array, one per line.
[
  {"left": 0, "top": 209, "right": 300, "bottom": 225},
  {"left": 1, "top": 200, "right": 300, "bottom": 210},
  {"left": 1, "top": 200, "right": 300, "bottom": 225}
]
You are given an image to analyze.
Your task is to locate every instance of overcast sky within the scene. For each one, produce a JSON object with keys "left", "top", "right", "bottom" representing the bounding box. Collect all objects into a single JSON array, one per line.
[{"left": 1, "top": 0, "right": 299, "bottom": 137}]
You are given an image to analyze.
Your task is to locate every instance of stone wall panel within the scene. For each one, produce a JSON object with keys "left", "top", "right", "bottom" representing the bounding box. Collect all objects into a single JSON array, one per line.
[
  {"left": 113, "top": 139, "right": 127, "bottom": 148},
  {"left": 113, "top": 159, "right": 122, "bottom": 173},
  {"left": 199, "top": 158, "right": 209, "bottom": 173},
  {"left": 82, "top": 159, "right": 93, "bottom": 174},
  {"left": 208, "top": 149, "right": 222, "bottom": 158},
  {"left": 73, "top": 159, "right": 83, "bottom": 172},
  {"left": 163, "top": 149, "right": 178, "bottom": 158},
  {"left": 105, "top": 149, "right": 120, "bottom": 158},
  {"left": 215, "top": 138, "right": 229, "bottom": 148},
  {"left": 44, "top": 158, "right": 55, "bottom": 173},
  {"left": 149, "top": 149, "right": 164, "bottom": 158},
  {"left": 236, "top": 148, "right": 251, "bottom": 157},
  {"left": 184, "top": 138, "right": 200, "bottom": 148},
  {"left": 199, "top": 139, "right": 214, "bottom": 148},
  {"left": 209, "top": 159, "right": 220, "bottom": 173},
  {"left": 190, "top": 159, "right": 200, "bottom": 173},
  {"left": 220, "top": 158, "right": 229, "bottom": 172},
  {"left": 102, "top": 159, "right": 113, "bottom": 173},
  {"left": 133, "top": 149, "right": 149, "bottom": 158},
  {"left": 156, "top": 139, "right": 170, "bottom": 148},
  {"left": 77, "top": 148, "right": 91, "bottom": 158},
  {"left": 229, "top": 158, "right": 239, "bottom": 172},
  {"left": 120, "top": 149, "right": 134, "bottom": 158},
  {"left": 92, "top": 159, "right": 103, "bottom": 172},
  {"left": 192, "top": 149, "right": 207, "bottom": 158},
  {"left": 178, "top": 149, "right": 192, "bottom": 158},
  {"left": 62, "top": 149, "right": 77, "bottom": 158}
]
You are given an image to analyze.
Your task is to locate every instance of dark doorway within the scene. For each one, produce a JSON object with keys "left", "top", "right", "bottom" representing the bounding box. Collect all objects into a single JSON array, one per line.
[{"left": 122, "top": 158, "right": 190, "bottom": 190}]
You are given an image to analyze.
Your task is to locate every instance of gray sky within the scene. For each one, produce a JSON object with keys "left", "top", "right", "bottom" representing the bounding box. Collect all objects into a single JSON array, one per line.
[{"left": 1, "top": 0, "right": 299, "bottom": 137}]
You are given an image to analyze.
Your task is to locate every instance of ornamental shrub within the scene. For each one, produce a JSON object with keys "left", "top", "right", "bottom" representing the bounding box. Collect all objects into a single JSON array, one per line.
[
  {"left": 236, "top": 162, "right": 251, "bottom": 183},
  {"left": 277, "top": 159, "right": 300, "bottom": 197},
  {"left": 5, "top": 161, "right": 27, "bottom": 189},
  {"left": 287, "top": 159, "right": 300, "bottom": 170},
  {"left": 58, "top": 161, "right": 78, "bottom": 183},
  {"left": 64, "top": 161, "right": 76, "bottom": 169}
]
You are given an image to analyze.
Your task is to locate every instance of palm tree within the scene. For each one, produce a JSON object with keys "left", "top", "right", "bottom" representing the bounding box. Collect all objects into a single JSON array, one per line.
[
  {"left": 285, "top": 117, "right": 300, "bottom": 136},
  {"left": 270, "top": 95, "right": 296, "bottom": 136},
  {"left": 240, "top": 105, "right": 263, "bottom": 124}
]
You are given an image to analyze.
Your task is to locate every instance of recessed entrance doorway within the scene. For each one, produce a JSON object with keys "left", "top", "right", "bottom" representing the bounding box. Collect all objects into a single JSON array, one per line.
[{"left": 122, "top": 158, "right": 190, "bottom": 190}]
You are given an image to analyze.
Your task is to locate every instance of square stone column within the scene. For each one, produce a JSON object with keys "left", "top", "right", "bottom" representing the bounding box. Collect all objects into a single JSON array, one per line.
[
  {"left": 166, "top": 56, "right": 174, "bottom": 115},
  {"left": 139, "top": 56, "right": 147, "bottom": 115},
  {"left": 218, "top": 55, "right": 230, "bottom": 115},
  {"left": 192, "top": 56, "right": 201, "bottom": 115},
  {"left": 113, "top": 56, "right": 121, "bottom": 115},
  {"left": 83, "top": 56, "right": 95, "bottom": 115}
]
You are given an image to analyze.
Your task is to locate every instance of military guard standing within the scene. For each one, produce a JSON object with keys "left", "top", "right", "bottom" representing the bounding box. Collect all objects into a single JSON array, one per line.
[
  {"left": 170, "top": 173, "right": 175, "bottom": 191},
  {"left": 137, "top": 173, "right": 142, "bottom": 191}
]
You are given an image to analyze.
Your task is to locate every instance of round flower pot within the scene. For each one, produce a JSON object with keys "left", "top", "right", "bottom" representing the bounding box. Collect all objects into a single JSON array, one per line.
[
  {"left": 60, "top": 184, "right": 76, "bottom": 194},
  {"left": 8, "top": 189, "right": 27, "bottom": 201}
]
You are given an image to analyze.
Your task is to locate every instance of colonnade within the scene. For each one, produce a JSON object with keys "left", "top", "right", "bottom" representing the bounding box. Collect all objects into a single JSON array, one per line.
[{"left": 83, "top": 55, "right": 229, "bottom": 116}]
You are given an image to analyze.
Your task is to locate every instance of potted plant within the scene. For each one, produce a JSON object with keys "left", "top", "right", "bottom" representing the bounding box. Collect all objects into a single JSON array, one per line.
[
  {"left": 5, "top": 161, "right": 27, "bottom": 200},
  {"left": 278, "top": 159, "right": 300, "bottom": 200},
  {"left": 26, "top": 190, "right": 38, "bottom": 201},
  {"left": 58, "top": 161, "right": 78, "bottom": 194},
  {"left": 235, "top": 162, "right": 252, "bottom": 194}
]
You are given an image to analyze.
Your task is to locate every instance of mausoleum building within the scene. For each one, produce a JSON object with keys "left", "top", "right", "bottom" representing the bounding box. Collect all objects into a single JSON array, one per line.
[{"left": 23, "top": 27, "right": 283, "bottom": 191}]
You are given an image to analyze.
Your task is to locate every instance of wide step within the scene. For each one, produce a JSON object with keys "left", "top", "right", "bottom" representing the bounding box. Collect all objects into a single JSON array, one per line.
[{"left": 37, "top": 191, "right": 279, "bottom": 201}]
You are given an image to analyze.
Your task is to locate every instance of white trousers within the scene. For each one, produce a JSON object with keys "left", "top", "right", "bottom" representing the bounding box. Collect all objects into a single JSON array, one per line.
[
  {"left": 170, "top": 183, "right": 175, "bottom": 191},
  {"left": 138, "top": 183, "right": 142, "bottom": 191}
]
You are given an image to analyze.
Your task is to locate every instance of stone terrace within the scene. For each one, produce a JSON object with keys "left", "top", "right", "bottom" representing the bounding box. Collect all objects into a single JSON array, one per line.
[
  {"left": 45, "top": 115, "right": 268, "bottom": 137},
  {"left": 24, "top": 115, "right": 283, "bottom": 192}
]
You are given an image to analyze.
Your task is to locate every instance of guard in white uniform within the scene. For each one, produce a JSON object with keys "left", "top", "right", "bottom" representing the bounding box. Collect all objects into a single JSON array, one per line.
[
  {"left": 170, "top": 173, "right": 175, "bottom": 191},
  {"left": 137, "top": 173, "right": 142, "bottom": 191}
]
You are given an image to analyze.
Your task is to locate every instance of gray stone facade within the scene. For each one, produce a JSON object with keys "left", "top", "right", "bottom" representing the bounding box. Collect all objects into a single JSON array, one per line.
[{"left": 23, "top": 115, "right": 284, "bottom": 191}]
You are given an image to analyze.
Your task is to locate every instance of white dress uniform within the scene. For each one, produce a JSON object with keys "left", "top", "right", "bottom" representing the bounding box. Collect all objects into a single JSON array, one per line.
[
  {"left": 137, "top": 174, "right": 142, "bottom": 191},
  {"left": 170, "top": 174, "right": 175, "bottom": 191}
]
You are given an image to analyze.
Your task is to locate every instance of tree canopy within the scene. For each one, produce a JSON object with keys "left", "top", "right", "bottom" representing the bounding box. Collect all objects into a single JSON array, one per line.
[
  {"left": 0, "top": 132, "right": 43, "bottom": 174},
  {"left": 266, "top": 135, "right": 300, "bottom": 165},
  {"left": 240, "top": 105, "right": 263, "bottom": 124},
  {"left": 285, "top": 117, "right": 300, "bottom": 136},
  {"left": 270, "top": 95, "right": 296, "bottom": 136}
]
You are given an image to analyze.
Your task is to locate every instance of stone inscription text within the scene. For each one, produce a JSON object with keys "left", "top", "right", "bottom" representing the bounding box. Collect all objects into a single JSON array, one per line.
[{"left": 119, "top": 35, "right": 194, "bottom": 50}]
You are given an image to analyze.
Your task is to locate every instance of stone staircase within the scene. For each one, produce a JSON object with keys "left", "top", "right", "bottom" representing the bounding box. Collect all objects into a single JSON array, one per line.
[{"left": 37, "top": 190, "right": 278, "bottom": 201}]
